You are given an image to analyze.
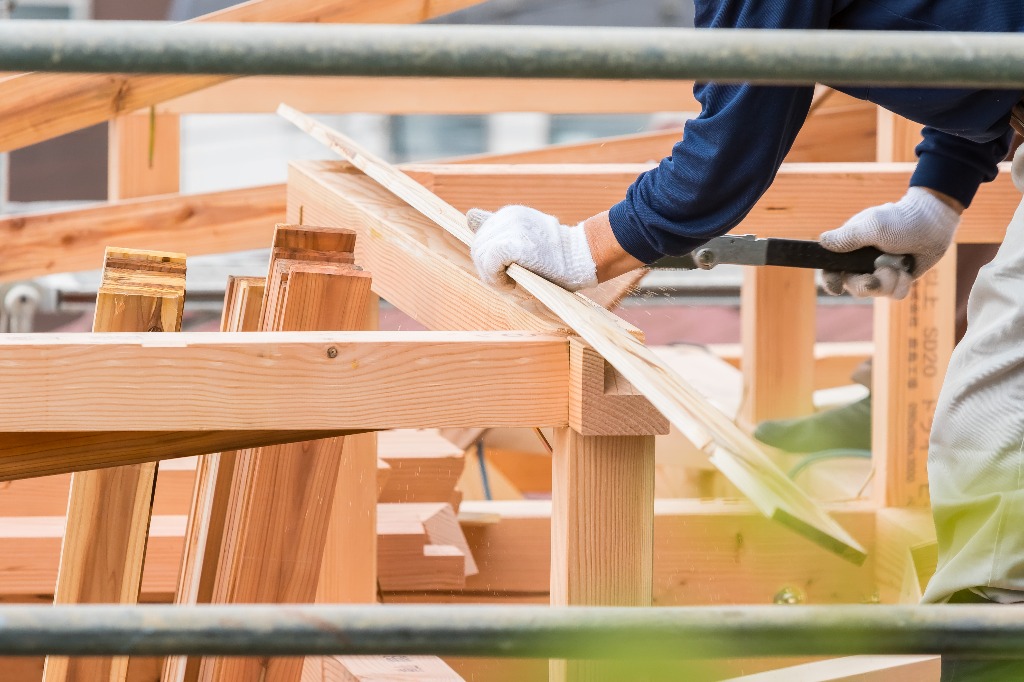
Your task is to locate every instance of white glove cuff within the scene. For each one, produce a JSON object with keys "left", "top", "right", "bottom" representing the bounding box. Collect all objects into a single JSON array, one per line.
[
  {"left": 905, "top": 186, "right": 961, "bottom": 232},
  {"left": 560, "top": 223, "right": 598, "bottom": 291}
]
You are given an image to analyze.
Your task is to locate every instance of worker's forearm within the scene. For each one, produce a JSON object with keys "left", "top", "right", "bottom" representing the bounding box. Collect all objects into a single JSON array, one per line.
[
  {"left": 918, "top": 186, "right": 966, "bottom": 215},
  {"left": 583, "top": 211, "right": 646, "bottom": 282}
]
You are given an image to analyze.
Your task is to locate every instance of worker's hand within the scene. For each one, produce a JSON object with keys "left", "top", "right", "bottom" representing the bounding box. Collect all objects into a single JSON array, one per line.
[
  {"left": 468, "top": 206, "right": 598, "bottom": 292},
  {"left": 819, "top": 187, "right": 962, "bottom": 300}
]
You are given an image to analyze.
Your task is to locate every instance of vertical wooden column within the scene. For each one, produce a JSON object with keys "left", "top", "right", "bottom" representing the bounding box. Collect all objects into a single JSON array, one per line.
[
  {"left": 200, "top": 225, "right": 372, "bottom": 682},
  {"left": 163, "top": 276, "right": 265, "bottom": 682},
  {"left": 316, "top": 293, "right": 380, "bottom": 604},
  {"left": 740, "top": 266, "right": 817, "bottom": 424},
  {"left": 44, "top": 248, "right": 186, "bottom": 682},
  {"left": 550, "top": 429, "right": 655, "bottom": 682},
  {"left": 872, "top": 111, "right": 957, "bottom": 507},
  {"left": 108, "top": 111, "right": 180, "bottom": 200}
]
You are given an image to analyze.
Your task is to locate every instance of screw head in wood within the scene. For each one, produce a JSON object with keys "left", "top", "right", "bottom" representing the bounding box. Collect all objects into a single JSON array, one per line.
[{"left": 327, "top": 346, "right": 338, "bottom": 359}]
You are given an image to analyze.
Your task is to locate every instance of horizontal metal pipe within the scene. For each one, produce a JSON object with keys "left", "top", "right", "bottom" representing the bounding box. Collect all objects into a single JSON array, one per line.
[
  {"left": 0, "top": 22, "right": 1023, "bottom": 87},
  {"left": 0, "top": 605, "right": 1021, "bottom": 658}
]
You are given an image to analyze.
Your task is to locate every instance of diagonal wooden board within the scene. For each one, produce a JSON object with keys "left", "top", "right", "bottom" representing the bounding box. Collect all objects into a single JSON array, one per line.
[{"left": 279, "top": 104, "right": 866, "bottom": 564}]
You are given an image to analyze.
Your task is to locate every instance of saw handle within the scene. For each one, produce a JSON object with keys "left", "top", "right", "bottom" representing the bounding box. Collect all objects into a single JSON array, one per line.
[{"left": 765, "top": 238, "right": 915, "bottom": 274}]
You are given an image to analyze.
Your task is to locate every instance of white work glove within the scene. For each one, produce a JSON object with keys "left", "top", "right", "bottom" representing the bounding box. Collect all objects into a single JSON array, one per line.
[
  {"left": 468, "top": 206, "right": 598, "bottom": 292},
  {"left": 819, "top": 186, "right": 961, "bottom": 300}
]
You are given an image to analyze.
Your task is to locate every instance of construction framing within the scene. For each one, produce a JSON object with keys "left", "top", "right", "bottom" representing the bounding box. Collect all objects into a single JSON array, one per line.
[{"left": 0, "top": 3, "right": 1004, "bottom": 682}]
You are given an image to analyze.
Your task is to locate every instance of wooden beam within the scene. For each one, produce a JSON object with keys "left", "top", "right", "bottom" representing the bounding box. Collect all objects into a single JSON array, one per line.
[
  {"left": 401, "top": 162, "right": 1018, "bottom": 243},
  {"left": 159, "top": 77, "right": 699, "bottom": 115},
  {"left": 0, "top": 184, "right": 283, "bottom": 284},
  {"left": 550, "top": 430, "right": 654, "bottom": 682},
  {"left": 0, "top": 332, "right": 570, "bottom": 433},
  {"left": 444, "top": 90, "right": 875, "bottom": 165},
  {"left": 568, "top": 337, "right": 669, "bottom": 436},
  {"left": 287, "top": 162, "right": 568, "bottom": 335},
  {"left": 740, "top": 266, "right": 817, "bottom": 424},
  {"left": 317, "top": 655, "right": 464, "bottom": 681},
  {"left": 280, "top": 108, "right": 866, "bottom": 563},
  {"left": 872, "top": 113, "right": 956, "bottom": 508},
  {"left": 0, "top": 0, "right": 485, "bottom": 152},
  {"left": 0, "top": 430, "right": 358, "bottom": 482},
  {"left": 45, "top": 248, "right": 186, "bottom": 682},
  {"left": 163, "top": 276, "right": 265, "bottom": 682},
  {"left": 203, "top": 236, "right": 373, "bottom": 682},
  {"left": 314, "top": 290, "right": 381, "bottom": 612}
]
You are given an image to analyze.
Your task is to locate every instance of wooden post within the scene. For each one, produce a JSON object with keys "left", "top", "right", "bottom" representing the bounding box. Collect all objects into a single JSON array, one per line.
[
  {"left": 199, "top": 226, "right": 372, "bottom": 682},
  {"left": 550, "top": 429, "right": 655, "bottom": 682},
  {"left": 108, "top": 112, "right": 180, "bottom": 200},
  {"left": 44, "top": 249, "right": 186, "bottom": 682},
  {"left": 872, "top": 111, "right": 957, "bottom": 507},
  {"left": 740, "top": 266, "right": 817, "bottom": 424},
  {"left": 162, "top": 276, "right": 265, "bottom": 682}
]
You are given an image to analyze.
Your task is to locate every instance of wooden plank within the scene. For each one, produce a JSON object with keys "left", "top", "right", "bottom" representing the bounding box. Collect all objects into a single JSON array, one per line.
[
  {"left": 872, "top": 113, "right": 956, "bottom": 508},
  {"left": 0, "top": 332, "right": 569, "bottom": 432},
  {"left": 550, "top": 430, "right": 654, "bottom": 682},
  {"left": 0, "top": 0, "right": 486, "bottom": 152},
  {"left": 287, "top": 163, "right": 569, "bottom": 335},
  {"left": 0, "top": 430, "right": 356, "bottom": 482},
  {"left": 163, "top": 276, "right": 264, "bottom": 682},
  {"left": 320, "top": 655, "right": 463, "bottom": 681},
  {"left": 377, "top": 503, "right": 474, "bottom": 591},
  {"left": 568, "top": 337, "right": 669, "bottom": 436},
  {"left": 0, "top": 184, "right": 283, "bottom": 285},
  {"left": 399, "top": 162, "right": 1018, "bottom": 243},
  {"left": 159, "top": 77, "right": 698, "bottom": 115},
  {"left": 280, "top": 107, "right": 866, "bottom": 562},
  {"left": 315, "top": 289, "right": 381, "bottom": 610},
  {"left": 377, "top": 430, "right": 465, "bottom": 505},
  {"left": 45, "top": 248, "right": 186, "bottom": 682},
  {"left": 203, "top": 252, "right": 372, "bottom": 682},
  {"left": 444, "top": 90, "right": 874, "bottom": 165},
  {"left": 739, "top": 266, "right": 816, "bottom": 424},
  {"left": 722, "top": 655, "right": 939, "bottom": 681}
]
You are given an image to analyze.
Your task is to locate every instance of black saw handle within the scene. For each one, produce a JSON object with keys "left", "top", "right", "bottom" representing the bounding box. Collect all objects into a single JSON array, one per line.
[{"left": 764, "top": 238, "right": 915, "bottom": 274}]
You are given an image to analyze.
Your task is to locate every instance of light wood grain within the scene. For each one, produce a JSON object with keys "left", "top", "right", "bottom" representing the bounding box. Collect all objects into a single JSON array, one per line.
[
  {"left": 377, "top": 430, "right": 464, "bottom": 505},
  {"left": 722, "top": 655, "right": 939, "bottom": 681},
  {"left": 315, "top": 291, "right": 380, "bottom": 610},
  {"left": 46, "top": 247, "right": 186, "bottom": 682},
  {"left": 549, "top": 430, "right": 655, "bottom": 682},
  {"left": 0, "top": 0, "right": 486, "bottom": 152},
  {"left": 321, "top": 654, "right": 463, "bottom": 681},
  {"left": 108, "top": 112, "right": 180, "bottom": 201},
  {"left": 203, "top": 253, "right": 371, "bottom": 682},
  {"left": 400, "top": 162, "right": 1018, "bottom": 243},
  {"left": 871, "top": 113, "right": 956, "bottom": 508},
  {"left": 159, "top": 77, "right": 698, "bottom": 115},
  {"left": 280, "top": 107, "right": 866, "bottom": 562},
  {"left": 740, "top": 266, "right": 816, "bottom": 424},
  {"left": 0, "top": 184, "right": 283, "bottom": 284},
  {"left": 0, "top": 332, "right": 569, "bottom": 432},
  {"left": 163, "top": 276, "right": 265, "bottom": 682}
]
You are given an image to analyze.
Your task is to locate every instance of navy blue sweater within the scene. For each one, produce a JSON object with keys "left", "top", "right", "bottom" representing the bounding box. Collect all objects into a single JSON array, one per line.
[{"left": 609, "top": 1, "right": 1024, "bottom": 264}]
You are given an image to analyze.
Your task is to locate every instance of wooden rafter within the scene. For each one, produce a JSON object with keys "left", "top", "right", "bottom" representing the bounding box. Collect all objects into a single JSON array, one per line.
[
  {"left": 0, "top": 0, "right": 487, "bottom": 152},
  {"left": 279, "top": 105, "right": 867, "bottom": 562}
]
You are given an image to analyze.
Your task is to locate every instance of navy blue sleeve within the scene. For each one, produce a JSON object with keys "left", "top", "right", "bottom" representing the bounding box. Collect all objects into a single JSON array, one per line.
[
  {"left": 910, "top": 127, "right": 1013, "bottom": 208},
  {"left": 608, "top": 0, "right": 832, "bottom": 263}
]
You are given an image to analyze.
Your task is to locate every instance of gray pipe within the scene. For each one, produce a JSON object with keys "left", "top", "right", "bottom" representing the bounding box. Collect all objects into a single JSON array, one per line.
[
  {"left": 0, "top": 604, "right": 1022, "bottom": 658},
  {"left": 0, "top": 21, "right": 1023, "bottom": 87}
]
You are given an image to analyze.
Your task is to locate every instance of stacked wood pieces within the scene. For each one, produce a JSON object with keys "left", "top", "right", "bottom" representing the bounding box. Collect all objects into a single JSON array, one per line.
[
  {"left": 198, "top": 224, "right": 373, "bottom": 682},
  {"left": 378, "top": 429, "right": 465, "bottom": 508},
  {"left": 378, "top": 503, "right": 478, "bottom": 592},
  {"left": 45, "top": 247, "right": 186, "bottom": 682},
  {"left": 162, "top": 275, "right": 265, "bottom": 682}
]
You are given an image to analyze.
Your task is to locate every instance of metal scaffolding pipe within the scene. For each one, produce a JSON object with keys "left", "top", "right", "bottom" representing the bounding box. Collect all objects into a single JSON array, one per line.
[
  {"left": 0, "top": 605, "right": 1021, "bottom": 658},
  {"left": 0, "top": 22, "right": 1023, "bottom": 87}
]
